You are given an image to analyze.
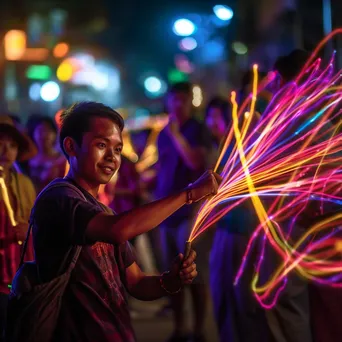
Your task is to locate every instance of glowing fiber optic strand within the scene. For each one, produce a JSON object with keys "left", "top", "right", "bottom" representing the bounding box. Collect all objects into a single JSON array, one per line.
[
  {"left": 188, "top": 29, "right": 342, "bottom": 306},
  {"left": 192, "top": 51, "right": 342, "bottom": 241}
]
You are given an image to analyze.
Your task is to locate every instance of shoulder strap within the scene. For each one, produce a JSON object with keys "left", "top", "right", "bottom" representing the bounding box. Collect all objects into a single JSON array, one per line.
[{"left": 19, "top": 180, "right": 86, "bottom": 269}]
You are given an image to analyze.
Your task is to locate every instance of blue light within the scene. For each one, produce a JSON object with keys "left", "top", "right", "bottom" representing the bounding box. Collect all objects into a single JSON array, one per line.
[
  {"left": 40, "top": 81, "right": 60, "bottom": 102},
  {"left": 29, "top": 83, "right": 41, "bottom": 101},
  {"left": 173, "top": 19, "right": 196, "bottom": 36},
  {"left": 144, "top": 77, "right": 162, "bottom": 93},
  {"left": 213, "top": 5, "right": 234, "bottom": 21}
]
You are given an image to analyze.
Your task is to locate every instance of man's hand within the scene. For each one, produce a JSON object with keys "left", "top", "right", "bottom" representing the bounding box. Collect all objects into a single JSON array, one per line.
[
  {"left": 162, "top": 249, "right": 198, "bottom": 293},
  {"left": 188, "top": 170, "right": 222, "bottom": 203}
]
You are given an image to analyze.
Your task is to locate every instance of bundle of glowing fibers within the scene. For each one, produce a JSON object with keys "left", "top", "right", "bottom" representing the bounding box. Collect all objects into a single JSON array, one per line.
[{"left": 189, "top": 29, "right": 342, "bottom": 307}]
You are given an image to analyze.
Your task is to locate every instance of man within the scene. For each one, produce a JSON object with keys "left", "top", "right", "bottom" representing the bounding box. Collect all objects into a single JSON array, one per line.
[
  {"left": 155, "top": 82, "right": 213, "bottom": 342},
  {"left": 30, "top": 102, "right": 220, "bottom": 342},
  {"left": 0, "top": 115, "right": 37, "bottom": 341}
]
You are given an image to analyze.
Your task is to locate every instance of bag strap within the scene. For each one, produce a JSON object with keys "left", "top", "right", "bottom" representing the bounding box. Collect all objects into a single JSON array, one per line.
[{"left": 19, "top": 179, "right": 86, "bottom": 270}]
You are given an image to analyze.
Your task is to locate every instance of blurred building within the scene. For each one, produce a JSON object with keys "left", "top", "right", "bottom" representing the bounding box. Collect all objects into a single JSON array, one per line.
[{"left": 0, "top": 0, "right": 122, "bottom": 120}]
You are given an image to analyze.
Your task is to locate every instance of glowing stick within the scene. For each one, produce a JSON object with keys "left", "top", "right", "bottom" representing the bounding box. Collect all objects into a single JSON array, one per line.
[{"left": 0, "top": 167, "right": 22, "bottom": 245}]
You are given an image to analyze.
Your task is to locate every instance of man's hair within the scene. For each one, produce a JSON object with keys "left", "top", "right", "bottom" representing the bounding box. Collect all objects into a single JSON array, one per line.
[
  {"left": 168, "top": 82, "right": 192, "bottom": 96},
  {"left": 59, "top": 102, "right": 124, "bottom": 158},
  {"left": 273, "top": 49, "right": 309, "bottom": 82}
]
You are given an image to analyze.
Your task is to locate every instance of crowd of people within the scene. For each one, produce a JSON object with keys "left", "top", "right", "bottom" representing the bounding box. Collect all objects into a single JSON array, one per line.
[{"left": 0, "top": 49, "right": 341, "bottom": 342}]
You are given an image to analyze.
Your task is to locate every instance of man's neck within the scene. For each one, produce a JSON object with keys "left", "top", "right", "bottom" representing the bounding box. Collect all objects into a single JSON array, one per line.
[{"left": 66, "top": 170, "right": 99, "bottom": 198}]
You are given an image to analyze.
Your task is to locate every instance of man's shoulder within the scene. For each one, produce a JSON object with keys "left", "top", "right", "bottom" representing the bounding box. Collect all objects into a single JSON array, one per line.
[{"left": 36, "top": 178, "right": 86, "bottom": 204}]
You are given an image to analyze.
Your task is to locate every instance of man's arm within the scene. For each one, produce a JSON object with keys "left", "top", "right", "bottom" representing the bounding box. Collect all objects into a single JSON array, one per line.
[
  {"left": 166, "top": 120, "right": 207, "bottom": 171},
  {"left": 86, "top": 171, "right": 220, "bottom": 245},
  {"left": 87, "top": 190, "right": 186, "bottom": 244},
  {"left": 170, "top": 132, "right": 206, "bottom": 171},
  {"left": 125, "top": 250, "right": 197, "bottom": 301}
]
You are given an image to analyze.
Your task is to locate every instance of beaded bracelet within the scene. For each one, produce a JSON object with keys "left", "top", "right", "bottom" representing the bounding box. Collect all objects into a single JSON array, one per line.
[{"left": 160, "top": 271, "right": 182, "bottom": 295}]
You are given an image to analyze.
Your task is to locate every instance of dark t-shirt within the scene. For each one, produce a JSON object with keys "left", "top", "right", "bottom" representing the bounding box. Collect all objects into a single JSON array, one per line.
[
  {"left": 155, "top": 118, "right": 212, "bottom": 225},
  {"left": 32, "top": 178, "right": 136, "bottom": 342}
]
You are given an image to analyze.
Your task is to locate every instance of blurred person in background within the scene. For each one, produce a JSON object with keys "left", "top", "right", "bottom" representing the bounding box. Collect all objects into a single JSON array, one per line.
[
  {"left": 206, "top": 96, "right": 271, "bottom": 342},
  {"left": 155, "top": 82, "right": 213, "bottom": 342},
  {"left": 0, "top": 116, "right": 36, "bottom": 341},
  {"left": 27, "top": 115, "right": 66, "bottom": 193}
]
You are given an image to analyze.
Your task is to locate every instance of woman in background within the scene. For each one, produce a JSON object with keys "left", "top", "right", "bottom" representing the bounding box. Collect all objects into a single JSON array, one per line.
[{"left": 27, "top": 115, "right": 66, "bottom": 193}]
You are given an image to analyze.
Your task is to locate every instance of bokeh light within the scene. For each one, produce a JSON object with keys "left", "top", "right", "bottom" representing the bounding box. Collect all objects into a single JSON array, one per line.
[
  {"left": 179, "top": 37, "right": 198, "bottom": 51},
  {"left": 192, "top": 85, "right": 203, "bottom": 107},
  {"left": 232, "top": 41, "right": 248, "bottom": 55},
  {"left": 144, "top": 76, "right": 162, "bottom": 93},
  {"left": 28, "top": 83, "right": 41, "bottom": 101},
  {"left": 175, "top": 54, "right": 194, "bottom": 73},
  {"left": 53, "top": 42, "right": 69, "bottom": 58},
  {"left": 40, "top": 81, "right": 60, "bottom": 102},
  {"left": 173, "top": 19, "right": 196, "bottom": 36},
  {"left": 57, "top": 61, "right": 74, "bottom": 82},
  {"left": 4, "top": 30, "right": 26, "bottom": 60},
  {"left": 213, "top": 5, "right": 234, "bottom": 21}
]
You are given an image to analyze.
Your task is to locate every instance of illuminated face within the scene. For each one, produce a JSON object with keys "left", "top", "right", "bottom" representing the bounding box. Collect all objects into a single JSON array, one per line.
[
  {"left": 0, "top": 134, "right": 18, "bottom": 171},
  {"left": 72, "top": 117, "right": 123, "bottom": 186},
  {"left": 206, "top": 107, "right": 227, "bottom": 139},
  {"left": 167, "top": 91, "right": 192, "bottom": 122}
]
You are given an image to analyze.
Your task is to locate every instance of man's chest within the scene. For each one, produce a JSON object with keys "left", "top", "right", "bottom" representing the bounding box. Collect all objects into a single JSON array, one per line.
[{"left": 88, "top": 242, "right": 125, "bottom": 304}]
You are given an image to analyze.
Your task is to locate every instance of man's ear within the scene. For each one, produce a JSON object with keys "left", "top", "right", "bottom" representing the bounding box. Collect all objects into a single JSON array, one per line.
[{"left": 63, "top": 137, "right": 77, "bottom": 158}]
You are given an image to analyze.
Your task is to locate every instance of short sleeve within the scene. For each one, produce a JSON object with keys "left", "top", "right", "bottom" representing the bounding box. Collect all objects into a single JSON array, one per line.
[
  {"left": 120, "top": 241, "right": 137, "bottom": 268},
  {"left": 33, "top": 186, "right": 103, "bottom": 246}
]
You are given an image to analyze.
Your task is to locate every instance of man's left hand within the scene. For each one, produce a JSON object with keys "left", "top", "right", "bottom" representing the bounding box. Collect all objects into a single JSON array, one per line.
[{"left": 163, "top": 249, "right": 197, "bottom": 292}]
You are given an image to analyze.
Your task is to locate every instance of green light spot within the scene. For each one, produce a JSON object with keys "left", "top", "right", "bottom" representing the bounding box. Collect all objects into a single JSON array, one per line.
[{"left": 26, "top": 65, "right": 52, "bottom": 80}]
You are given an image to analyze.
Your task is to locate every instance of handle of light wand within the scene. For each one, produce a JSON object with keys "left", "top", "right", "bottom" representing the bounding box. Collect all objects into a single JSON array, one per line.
[{"left": 183, "top": 241, "right": 192, "bottom": 260}]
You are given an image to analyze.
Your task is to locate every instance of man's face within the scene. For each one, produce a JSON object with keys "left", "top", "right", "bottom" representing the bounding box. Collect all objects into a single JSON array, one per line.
[
  {"left": 0, "top": 134, "right": 18, "bottom": 171},
  {"left": 167, "top": 91, "right": 192, "bottom": 122},
  {"left": 74, "top": 117, "right": 123, "bottom": 186},
  {"left": 206, "top": 107, "right": 227, "bottom": 139}
]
